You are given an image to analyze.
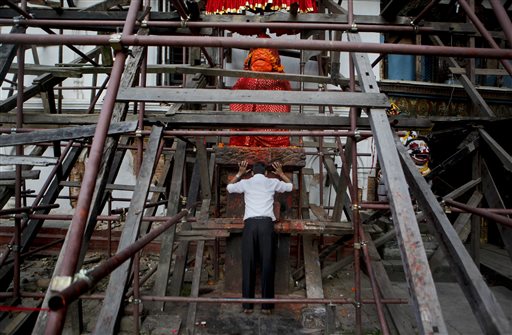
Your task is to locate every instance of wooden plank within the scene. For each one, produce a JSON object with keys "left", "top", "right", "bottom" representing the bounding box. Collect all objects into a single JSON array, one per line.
[
  {"left": 366, "top": 238, "right": 416, "bottom": 335},
  {"left": 0, "top": 47, "right": 102, "bottom": 114},
  {"left": 117, "top": 87, "right": 390, "bottom": 108},
  {"left": 481, "top": 161, "right": 512, "bottom": 261},
  {"left": 168, "top": 159, "right": 203, "bottom": 297},
  {"left": 151, "top": 139, "right": 187, "bottom": 311},
  {"left": 0, "top": 155, "right": 58, "bottom": 166},
  {"left": 154, "top": 112, "right": 374, "bottom": 130},
  {"left": 303, "top": 236, "right": 324, "bottom": 299},
  {"left": 426, "top": 132, "right": 479, "bottom": 181},
  {"left": 441, "top": 178, "right": 481, "bottom": 201},
  {"left": 429, "top": 191, "right": 483, "bottom": 273},
  {"left": 0, "top": 170, "right": 40, "bottom": 180},
  {"left": 323, "top": 154, "right": 353, "bottom": 222},
  {"left": 349, "top": 31, "right": 447, "bottom": 335},
  {"left": 478, "top": 129, "right": 512, "bottom": 173},
  {"left": 0, "top": 26, "right": 26, "bottom": 86},
  {"left": 480, "top": 244, "right": 512, "bottom": 280},
  {"left": 398, "top": 137, "right": 511, "bottom": 334},
  {"left": 94, "top": 126, "right": 163, "bottom": 335},
  {"left": 0, "top": 121, "right": 137, "bottom": 147},
  {"left": 59, "top": 180, "right": 166, "bottom": 194},
  {"left": 430, "top": 35, "right": 495, "bottom": 117}
]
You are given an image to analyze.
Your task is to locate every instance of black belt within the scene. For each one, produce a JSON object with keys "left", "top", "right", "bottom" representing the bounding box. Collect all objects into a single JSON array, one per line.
[{"left": 247, "top": 216, "right": 271, "bottom": 220}]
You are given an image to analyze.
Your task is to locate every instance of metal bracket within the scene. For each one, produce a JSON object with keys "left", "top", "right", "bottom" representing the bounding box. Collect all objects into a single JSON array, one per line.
[
  {"left": 349, "top": 22, "right": 358, "bottom": 33},
  {"left": 50, "top": 276, "right": 73, "bottom": 292},
  {"left": 353, "top": 242, "right": 361, "bottom": 249}
]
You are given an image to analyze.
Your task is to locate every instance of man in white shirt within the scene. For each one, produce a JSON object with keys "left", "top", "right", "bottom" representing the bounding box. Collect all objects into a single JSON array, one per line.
[{"left": 227, "top": 160, "right": 293, "bottom": 315}]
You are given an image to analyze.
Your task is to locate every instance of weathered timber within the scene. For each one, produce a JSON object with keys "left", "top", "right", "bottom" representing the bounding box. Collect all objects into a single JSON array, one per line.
[
  {"left": 193, "top": 219, "right": 354, "bottom": 235},
  {"left": 82, "top": 0, "right": 130, "bottom": 11},
  {"left": 366, "top": 238, "right": 416, "bottom": 335},
  {"left": 59, "top": 180, "right": 166, "bottom": 194},
  {"left": 215, "top": 146, "right": 306, "bottom": 168},
  {"left": 303, "top": 236, "right": 324, "bottom": 299},
  {"left": 480, "top": 244, "right": 512, "bottom": 280},
  {"left": 0, "top": 170, "right": 40, "bottom": 180},
  {"left": 0, "top": 146, "right": 82, "bottom": 292},
  {"left": 426, "top": 132, "right": 479, "bottom": 181},
  {"left": 0, "top": 26, "right": 26, "bottom": 86},
  {"left": 0, "top": 121, "right": 137, "bottom": 147},
  {"left": 0, "top": 47, "right": 102, "bottom": 114},
  {"left": 398, "top": 137, "right": 511, "bottom": 334},
  {"left": 481, "top": 161, "right": 512, "bottom": 261},
  {"left": 33, "top": 31, "right": 148, "bottom": 334},
  {"left": 323, "top": 155, "right": 353, "bottom": 222},
  {"left": 168, "top": 159, "right": 203, "bottom": 296},
  {"left": 429, "top": 191, "right": 483, "bottom": 274},
  {"left": 151, "top": 139, "right": 187, "bottom": 311},
  {"left": 349, "top": 31, "right": 447, "bottom": 334},
  {"left": 478, "top": 129, "right": 512, "bottom": 172},
  {"left": 117, "top": 87, "right": 390, "bottom": 108},
  {"left": 0, "top": 155, "right": 58, "bottom": 166},
  {"left": 430, "top": 35, "right": 495, "bottom": 117},
  {"left": 441, "top": 178, "right": 481, "bottom": 201},
  {"left": 94, "top": 126, "right": 163, "bottom": 335}
]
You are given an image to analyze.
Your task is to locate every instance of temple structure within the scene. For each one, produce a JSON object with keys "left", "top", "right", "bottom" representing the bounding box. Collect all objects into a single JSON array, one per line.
[{"left": 0, "top": 0, "right": 511, "bottom": 334}]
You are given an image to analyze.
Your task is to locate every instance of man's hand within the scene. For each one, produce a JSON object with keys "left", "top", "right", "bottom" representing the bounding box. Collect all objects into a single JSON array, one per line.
[
  {"left": 238, "top": 160, "right": 251, "bottom": 177},
  {"left": 272, "top": 162, "right": 284, "bottom": 176},
  {"left": 272, "top": 162, "right": 291, "bottom": 184}
]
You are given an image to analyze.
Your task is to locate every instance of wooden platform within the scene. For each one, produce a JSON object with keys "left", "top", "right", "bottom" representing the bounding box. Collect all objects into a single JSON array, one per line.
[{"left": 480, "top": 244, "right": 512, "bottom": 280}]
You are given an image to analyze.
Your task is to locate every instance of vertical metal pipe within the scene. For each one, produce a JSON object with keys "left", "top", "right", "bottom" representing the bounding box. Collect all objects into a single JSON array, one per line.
[
  {"left": 457, "top": 0, "right": 512, "bottom": 76},
  {"left": 489, "top": 0, "right": 512, "bottom": 48},
  {"left": 133, "top": 252, "right": 141, "bottom": 335},
  {"left": 43, "top": 1, "right": 143, "bottom": 334},
  {"left": 13, "top": 0, "right": 28, "bottom": 298}
]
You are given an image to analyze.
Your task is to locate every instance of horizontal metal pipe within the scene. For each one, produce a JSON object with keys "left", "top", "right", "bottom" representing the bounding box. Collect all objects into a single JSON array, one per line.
[
  {"left": 444, "top": 198, "right": 512, "bottom": 228},
  {"left": 0, "top": 291, "right": 408, "bottom": 305},
  {"left": 0, "top": 18, "right": 444, "bottom": 34},
  {"left": 0, "top": 34, "right": 511, "bottom": 59},
  {"left": 48, "top": 208, "right": 191, "bottom": 311},
  {"left": 0, "top": 213, "right": 195, "bottom": 222},
  {"left": 0, "top": 203, "right": 59, "bottom": 216}
]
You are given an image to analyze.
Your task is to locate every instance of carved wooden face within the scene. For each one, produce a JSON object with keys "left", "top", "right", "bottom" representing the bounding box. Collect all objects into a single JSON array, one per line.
[{"left": 248, "top": 48, "right": 274, "bottom": 72}]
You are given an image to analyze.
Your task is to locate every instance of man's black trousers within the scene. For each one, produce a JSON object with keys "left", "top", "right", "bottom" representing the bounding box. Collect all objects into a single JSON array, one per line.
[{"left": 241, "top": 217, "right": 276, "bottom": 310}]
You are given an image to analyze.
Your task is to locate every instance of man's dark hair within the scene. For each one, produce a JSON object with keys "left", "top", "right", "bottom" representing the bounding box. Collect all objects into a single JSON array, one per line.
[{"left": 253, "top": 161, "right": 266, "bottom": 175}]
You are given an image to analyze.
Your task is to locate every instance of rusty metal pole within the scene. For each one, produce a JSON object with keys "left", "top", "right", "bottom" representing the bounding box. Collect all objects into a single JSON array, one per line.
[
  {"left": 12, "top": 0, "right": 28, "bottom": 300},
  {"left": 488, "top": 0, "right": 512, "bottom": 49},
  {"left": 1, "top": 34, "right": 512, "bottom": 59},
  {"left": 444, "top": 198, "right": 512, "bottom": 229},
  {"left": 457, "top": 0, "right": 512, "bottom": 76},
  {"left": 47, "top": 208, "right": 190, "bottom": 310},
  {"left": 42, "top": 1, "right": 143, "bottom": 334}
]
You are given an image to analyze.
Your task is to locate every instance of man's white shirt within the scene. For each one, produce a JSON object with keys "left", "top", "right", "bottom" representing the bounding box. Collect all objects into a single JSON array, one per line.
[{"left": 227, "top": 174, "right": 292, "bottom": 221}]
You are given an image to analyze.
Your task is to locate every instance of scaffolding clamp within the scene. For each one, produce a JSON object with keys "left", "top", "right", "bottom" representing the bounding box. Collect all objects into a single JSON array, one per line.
[
  {"left": 349, "top": 22, "right": 358, "bottom": 33},
  {"left": 50, "top": 276, "right": 74, "bottom": 292},
  {"left": 10, "top": 127, "right": 17, "bottom": 134},
  {"left": 353, "top": 129, "right": 361, "bottom": 140},
  {"left": 353, "top": 242, "right": 361, "bottom": 249},
  {"left": 140, "top": 20, "right": 148, "bottom": 28},
  {"left": 109, "top": 33, "right": 129, "bottom": 55},
  {"left": 181, "top": 16, "right": 190, "bottom": 29},
  {"left": 135, "top": 129, "right": 143, "bottom": 137}
]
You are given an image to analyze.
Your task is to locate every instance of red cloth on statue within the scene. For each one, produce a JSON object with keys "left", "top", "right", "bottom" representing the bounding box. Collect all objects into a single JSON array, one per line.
[{"left": 229, "top": 77, "right": 291, "bottom": 147}]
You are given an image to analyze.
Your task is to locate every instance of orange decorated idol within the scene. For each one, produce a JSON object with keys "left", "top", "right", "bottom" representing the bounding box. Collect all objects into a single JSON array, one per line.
[{"left": 229, "top": 34, "right": 292, "bottom": 147}]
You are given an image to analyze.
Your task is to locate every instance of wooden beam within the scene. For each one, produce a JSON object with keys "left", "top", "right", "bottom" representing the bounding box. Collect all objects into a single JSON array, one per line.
[
  {"left": 0, "top": 26, "right": 26, "bottom": 86},
  {"left": 430, "top": 35, "right": 495, "bottom": 117},
  {"left": 348, "top": 32, "right": 448, "bottom": 334},
  {"left": 398, "top": 138, "right": 511, "bottom": 334},
  {"left": 94, "top": 126, "right": 163, "bottom": 335},
  {"left": 478, "top": 129, "right": 512, "bottom": 172},
  {"left": 117, "top": 87, "right": 390, "bottom": 108},
  {"left": 0, "top": 170, "right": 40, "bottom": 180},
  {"left": 429, "top": 191, "right": 483, "bottom": 273},
  {"left": 481, "top": 161, "right": 512, "bottom": 261},
  {"left": 0, "top": 121, "right": 137, "bottom": 147},
  {"left": 151, "top": 139, "right": 187, "bottom": 311},
  {"left": 0, "top": 155, "right": 58, "bottom": 166}
]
